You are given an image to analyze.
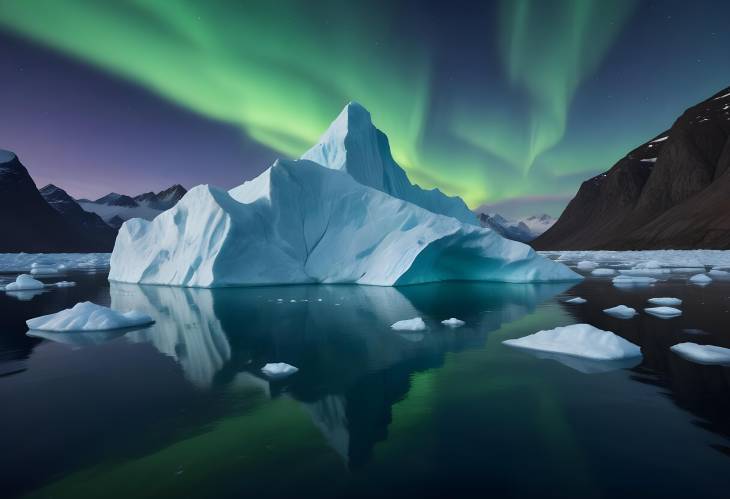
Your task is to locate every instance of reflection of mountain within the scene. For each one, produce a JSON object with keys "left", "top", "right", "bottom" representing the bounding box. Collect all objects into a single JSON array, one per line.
[
  {"left": 110, "top": 281, "right": 569, "bottom": 466},
  {"left": 111, "top": 284, "right": 231, "bottom": 389}
]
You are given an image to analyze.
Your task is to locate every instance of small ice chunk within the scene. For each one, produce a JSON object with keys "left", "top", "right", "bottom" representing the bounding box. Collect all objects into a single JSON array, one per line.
[
  {"left": 261, "top": 362, "right": 299, "bottom": 378},
  {"left": 645, "top": 306, "right": 682, "bottom": 318},
  {"left": 708, "top": 269, "right": 730, "bottom": 279},
  {"left": 503, "top": 323, "right": 641, "bottom": 361},
  {"left": 5, "top": 274, "right": 44, "bottom": 291},
  {"left": 603, "top": 305, "right": 637, "bottom": 319},
  {"left": 441, "top": 318, "right": 465, "bottom": 327},
  {"left": 26, "top": 301, "right": 154, "bottom": 332},
  {"left": 648, "top": 297, "right": 682, "bottom": 306},
  {"left": 591, "top": 268, "right": 615, "bottom": 276},
  {"left": 689, "top": 273, "right": 712, "bottom": 284},
  {"left": 671, "top": 343, "right": 730, "bottom": 366},
  {"left": 391, "top": 317, "right": 426, "bottom": 331},
  {"left": 613, "top": 275, "right": 657, "bottom": 286},
  {"left": 54, "top": 281, "right": 76, "bottom": 288},
  {"left": 30, "top": 266, "right": 59, "bottom": 275},
  {"left": 577, "top": 261, "right": 598, "bottom": 270}
]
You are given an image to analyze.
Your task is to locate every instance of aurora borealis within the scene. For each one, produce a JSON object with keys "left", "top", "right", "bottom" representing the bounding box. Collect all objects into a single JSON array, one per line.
[{"left": 1, "top": 0, "right": 729, "bottom": 215}]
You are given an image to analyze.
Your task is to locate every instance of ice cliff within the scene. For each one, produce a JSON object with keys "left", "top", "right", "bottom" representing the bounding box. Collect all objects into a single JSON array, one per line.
[{"left": 109, "top": 103, "right": 579, "bottom": 287}]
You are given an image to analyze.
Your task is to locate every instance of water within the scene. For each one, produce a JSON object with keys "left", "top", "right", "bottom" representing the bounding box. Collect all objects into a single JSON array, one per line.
[{"left": 2, "top": 265, "right": 730, "bottom": 498}]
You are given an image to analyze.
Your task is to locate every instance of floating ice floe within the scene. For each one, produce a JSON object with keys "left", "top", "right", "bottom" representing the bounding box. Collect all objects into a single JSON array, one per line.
[
  {"left": 391, "top": 317, "right": 427, "bottom": 331},
  {"left": 670, "top": 343, "right": 730, "bottom": 366},
  {"left": 441, "top": 318, "right": 465, "bottom": 327},
  {"left": 565, "top": 297, "right": 587, "bottom": 304},
  {"left": 260, "top": 362, "right": 299, "bottom": 379},
  {"left": 648, "top": 297, "right": 682, "bottom": 306},
  {"left": 54, "top": 281, "right": 76, "bottom": 288},
  {"left": 603, "top": 305, "right": 637, "bottom": 319},
  {"left": 613, "top": 275, "right": 657, "bottom": 286},
  {"left": 503, "top": 323, "right": 642, "bottom": 361},
  {"left": 591, "top": 268, "right": 616, "bottom": 276},
  {"left": 633, "top": 260, "right": 662, "bottom": 269},
  {"left": 30, "top": 265, "right": 59, "bottom": 275},
  {"left": 0, "top": 253, "right": 111, "bottom": 273},
  {"left": 576, "top": 261, "right": 598, "bottom": 270},
  {"left": 619, "top": 268, "right": 670, "bottom": 276},
  {"left": 689, "top": 273, "right": 712, "bottom": 285},
  {"left": 5, "top": 274, "right": 44, "bottom": 291},
  {"left": 708, "top": 269, "right": 730, "bottom": 279},
  {"left": 644, "top": 306, "right": 682, "bottom": 319},
  {"left": 26, "top": 301, "right": 154, "bottom": 332}
]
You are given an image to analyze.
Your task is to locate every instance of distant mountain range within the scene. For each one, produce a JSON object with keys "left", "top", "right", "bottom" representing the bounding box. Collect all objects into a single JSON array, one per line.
[
  {"left": 477, "top": 212, "right": 556, "bottom": 242},
  {"left": 78, "top": 185, "right": 186, "bottom": 229},
  {"left": 0, "top": 149, "right": 186, "bottom": 251},
  {"left": 534, "top": 85, "right": 730, "bottom": 249}
]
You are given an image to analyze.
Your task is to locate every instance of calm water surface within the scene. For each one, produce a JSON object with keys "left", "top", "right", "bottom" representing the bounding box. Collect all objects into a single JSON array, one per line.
[{"left": 1, "top": 265, "right": 730, "bottom": 498}]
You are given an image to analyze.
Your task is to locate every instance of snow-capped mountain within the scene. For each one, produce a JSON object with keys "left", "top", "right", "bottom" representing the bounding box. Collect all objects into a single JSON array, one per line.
[
  {"left": 534, "top": 85, "right": 730, "bottom": 249},
  {"left": 0, "top": 150, "right": 114, "bottom": 252},
  {"left": 477, "top": 212, "right": 555, "bottom": 242},
  {"left": 109, "top": 103, "right": 578, "bottom": 287},
  {"left": 78, "top": 185, "right": 187, "bottom": 228}
]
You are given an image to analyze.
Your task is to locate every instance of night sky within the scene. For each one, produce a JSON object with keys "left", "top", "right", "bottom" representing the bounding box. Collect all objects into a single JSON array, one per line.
[{"left": 1, "top": 0, "right": 728, "bottom": 217}]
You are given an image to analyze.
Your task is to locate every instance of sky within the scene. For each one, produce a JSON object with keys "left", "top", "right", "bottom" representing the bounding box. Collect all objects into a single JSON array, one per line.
[{"left": 0, "top": 0, "right": 728, "bottom": 217}]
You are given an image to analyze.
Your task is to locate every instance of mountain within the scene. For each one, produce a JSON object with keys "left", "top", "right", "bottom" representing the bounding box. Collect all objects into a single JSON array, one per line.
[
  {"left": 478, "top": 212, "right": 555, "bottom": 242},
  {"left": 79, "top": 185, "right": 187, "bottom": 227},
  {"left": 109, "top": 103, "right": 578, "bottom": 287},
  {"left": 133, "top": 184, "right": 187, "bottom": 210},
  {"left": 0, "top": 150, "right": 112, "bottom": 252},
  {"left": 302, "top": 103, "right": 477, "bottom": 225},
  {"left": 534, "top": 86, "right": 730, "bottom": 250},
  {"left": 39, "top": 184, "right": 116, "bottom": 249}
]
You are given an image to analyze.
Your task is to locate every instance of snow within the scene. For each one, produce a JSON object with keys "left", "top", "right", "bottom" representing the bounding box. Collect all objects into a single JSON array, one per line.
[
  {"left": 391, "top": 317, "right": 427, "bottom": 331},
  {"left": 648, "top": 297, "right": 682, "bottom": 306},
  {"left": 0, "top": 253, "right": 110, "bottom": 273},
  {"left": 565, "top": 297, "right": 586, "bottom": 304},
  {"left": 651, "top": 136, "right": 669, "bottom": 142},
  {"left": 613, "top": 275, "right": 657, "bottom": 286},
  {"left": 640, "top": 158, "right": 657, "bottom": 163},
  {"left": 0, "top": 149, "right": 16, "bottom": 162},
  {"left": 689, "top": 273, "right": 712, "bottom": 284},
  {"left": 503, "top": 323, "right": 642, "bottom": 361},
  {"left": 441, "top": 317, "right": 465, "bottom": 327},
  {"left": 109, "top": 104, "right": 579, "bottom": 287},
  {"left": 645, "top": 306, "right": 682, "bottom": 318},
  {"left": 26, "top": 301, "right": 154, "bottom": 332},
  {"left": 713, "top": 92, "right": 730, "bottom": 101},
  {"left": 603, "top": 305, "right": 637, "bottom": 319},
  {"left": 591, "top": 268, "right": 615, "bottom": 276},
  {"left": 671, "top": 343, "right": 730, "bottom": 366},
  {"left": 260, "top": 362, "right": 299, "bottom": 379},
  {"left": 576, "top": 261, "right": 598, "bottom": 270},
  {"left": 78, "top": 201, "right": 161, "bottom": 225},
  {"left": 5, "top": 274, "right": 44, "bottom": 291}
]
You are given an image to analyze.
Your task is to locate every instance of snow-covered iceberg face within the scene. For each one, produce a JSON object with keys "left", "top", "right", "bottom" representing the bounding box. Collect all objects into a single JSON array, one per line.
[
  {"left": 109, "top": 103, "right": 579, "bottom": 288},
  {"left": 110, "top": 160, "right": 579, "bottom": 287}
]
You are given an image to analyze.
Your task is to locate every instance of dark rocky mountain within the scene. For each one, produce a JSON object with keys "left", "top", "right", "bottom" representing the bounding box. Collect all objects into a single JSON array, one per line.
[
  {"left": 534, "top": 85, "right": 730, "bottom": 250},
  {"left": 94, "top": 192, "right": 139, "bottom": 207},
  {"left": 39, "top": 184, "right": 116, "bottom": 249},
  {"left": 0, "top": 150, "right": 113, "bottom": 252},
  {"left": 133, "top": 184, "right": 187, "bottom": 210}
]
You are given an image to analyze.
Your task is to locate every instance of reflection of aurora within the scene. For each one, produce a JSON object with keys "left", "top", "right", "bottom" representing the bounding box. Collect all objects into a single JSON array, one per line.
[
  {"left": 0, "top": 0, "right": 635, "bottom": 207},
  {"left": 110, "top": 281, "right": 570, "bottom": 465}
]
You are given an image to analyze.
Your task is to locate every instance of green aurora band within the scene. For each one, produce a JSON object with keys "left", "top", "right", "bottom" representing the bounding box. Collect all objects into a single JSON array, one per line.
[{"left": 0, "top": 0, "right": 636, "bottom": 208}]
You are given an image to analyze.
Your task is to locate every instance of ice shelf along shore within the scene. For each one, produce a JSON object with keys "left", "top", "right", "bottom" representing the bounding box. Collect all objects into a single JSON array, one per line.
[{"left": 109, "top": 103, "right": 579, "bottom": 288}]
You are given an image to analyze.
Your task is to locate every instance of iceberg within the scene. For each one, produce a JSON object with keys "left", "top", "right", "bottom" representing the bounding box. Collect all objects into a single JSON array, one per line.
[
  {"left": 5, "top": 274, "right": 44, "bottom": 291},
  {"left": 441, "top": 317, "right": 465, "bottom": 327},
  {"left": 689, "top": 273, "right": 712, "bottom": 284},
  {"left": 261, "top": 362, "right": 299, "bottom": 379},
  {"left": 591, "top": 268, "right": 615, "bottom": 276},
  {"left": 576, "top": 261, "right": 598, "bottom": 270},
  {"left": 644, "top": 306, "right": 682, "bottom": 318},
  {"left": 670, "top": 343, "right": 730, "bottom": 365},
  {"left": 26, "top": 301, "right": 154, "bottom": 332},
  {"left": 391, "top": 317, "right": 426, "bottom": 331},
  {"left": 648, "top": 297, "right": 682, "bottom": 306},
  {"left": 603, "top": 305, "right": 637, "bottom": 319},
  {"left": 109, "top": 104, "right": 579, "bottom": 287},
  {"left": 503, "top": 324, "right": 642, "bottom": 361}
]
